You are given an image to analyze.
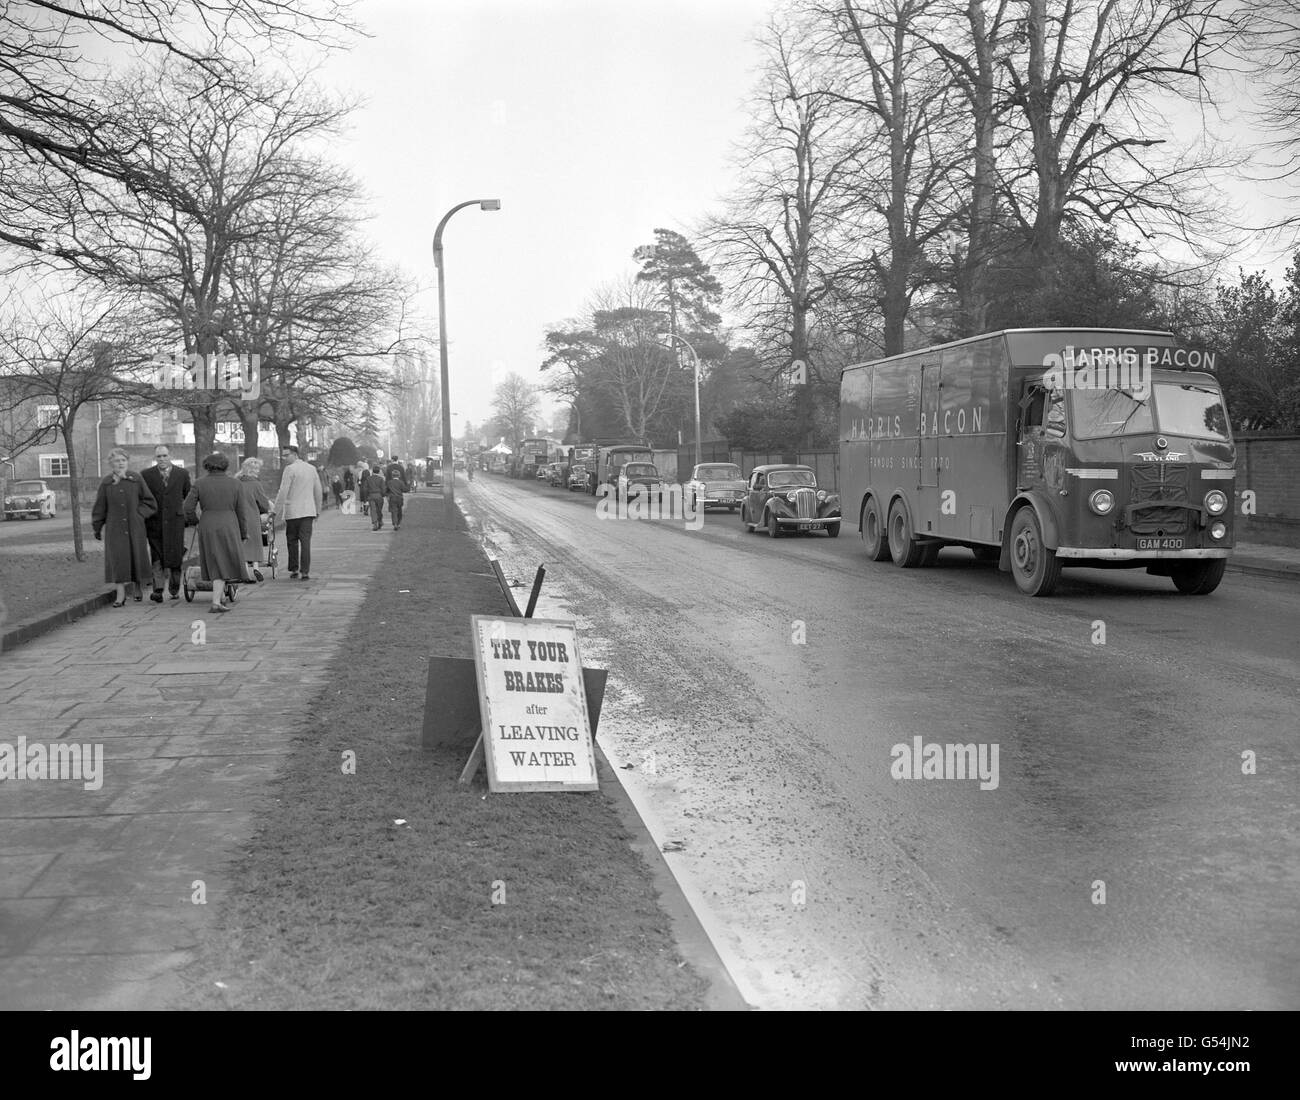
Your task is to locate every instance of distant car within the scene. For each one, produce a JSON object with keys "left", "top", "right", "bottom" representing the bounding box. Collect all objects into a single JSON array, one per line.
[
  {"left": 536, "top": 463, "right": 551, "bottom": 480},
  {"left": 684, "top": 462, "right": 746, "bottom": 513},
  {"left": 568, "top": 463, "right": 590, "bottom": 492},
  {"left": 740, "top": 464, "right": 840, "bottom": 538},
  {"left": 548, "top": 462, "right": 568, "bottom": 488},
  {"left": 616, "top": 462, "right": 664, "bottom": 505},
  {"left": 3, "top": 479, "right": 56, "bottom": 520}
]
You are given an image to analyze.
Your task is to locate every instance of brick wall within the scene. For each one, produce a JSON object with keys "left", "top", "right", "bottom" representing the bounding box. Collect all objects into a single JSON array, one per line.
[{"left": 1236, "top": 434, "right": 1300, "bottom": 548}]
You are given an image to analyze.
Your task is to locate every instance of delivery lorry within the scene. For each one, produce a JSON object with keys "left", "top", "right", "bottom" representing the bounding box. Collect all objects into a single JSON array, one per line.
[{"left": 840, "top": 328, "right": 1237, "bottom": 596}]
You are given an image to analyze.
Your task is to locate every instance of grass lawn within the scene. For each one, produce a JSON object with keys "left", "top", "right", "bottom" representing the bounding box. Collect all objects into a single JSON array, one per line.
[
  {"left": 182, "top": 498, "right": 711, "bottom": 1010},
  {"left": 0, "top": 549, "right": 110, "bottom": 630}
]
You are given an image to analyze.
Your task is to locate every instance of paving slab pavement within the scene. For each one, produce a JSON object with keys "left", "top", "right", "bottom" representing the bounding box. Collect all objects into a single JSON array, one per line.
[{"left": 0, "top": 504, "right": 397, "bottom": 1009}]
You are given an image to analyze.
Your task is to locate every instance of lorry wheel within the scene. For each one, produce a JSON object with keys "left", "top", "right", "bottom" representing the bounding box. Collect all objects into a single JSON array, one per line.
[
  {"left": 1009, "top": 509, "right": 1061, "bottom": 596},
  {"left": 1170, "top": 559, "right": 1226, "bottom": 595},
  {"left": 861, "top": 498, "right": 890, "bottom": 561},
  {"left": 887, "top": 499, "right": 924, "bottom": 567},
  {"left": 767, "top": 510, "right": 782, "bottom": 538}
]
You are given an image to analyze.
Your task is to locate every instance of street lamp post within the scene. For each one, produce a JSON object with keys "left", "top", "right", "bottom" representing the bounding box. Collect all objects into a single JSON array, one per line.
[
  {"left": 433, "top": 198, "right": 500, "bottom": 516},
  {"left": 660, "top": 332, "right": 702, "bottom": 468}
]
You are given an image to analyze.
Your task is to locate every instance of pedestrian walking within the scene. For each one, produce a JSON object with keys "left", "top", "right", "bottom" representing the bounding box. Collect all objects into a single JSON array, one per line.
[
  {"left": 140, "top": 443, "right": 192, "bottom": 602},
  {"left": 274, "top": 444, "right": 323, "bottom": 580},
  {"left": 92, "top": 448, "right": 158, "bottom": 606},
  {"left": 235, "top": 457, "right": 271, "bottom": 584},
  {"left": 355, "top": 460, "right": 371, "bottom": 518},
  {"left": 386, "top": 468, "right": 406, "bottom": 530},
  {"left": 182, "top": 452, "right": 247, "bottom": 614},
  {"left": 331, "top": 473, "right": 344, "bottom": 510},
  {"left": 365, "top": 467, "right": 387, "bottom": 530}
]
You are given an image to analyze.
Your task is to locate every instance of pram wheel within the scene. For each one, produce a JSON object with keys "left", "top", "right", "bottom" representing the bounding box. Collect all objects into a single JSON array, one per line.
[{"left": 184, "top": 580, "right": 194, "bottom": 602}]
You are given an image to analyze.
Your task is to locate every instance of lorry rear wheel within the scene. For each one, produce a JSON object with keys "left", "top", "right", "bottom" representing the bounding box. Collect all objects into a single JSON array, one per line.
[
  {"left": 861, "top": 498, "right": 890, "bottom": 561},
  {"left": 1009, "top": 509, "right": 1061, "bottom": 596},
  {"left": 887, "top": 499, "right": 924, "bottom": 568},
  {"left": 1171, "top": 558, "right": 1226, "bottom": 595}
]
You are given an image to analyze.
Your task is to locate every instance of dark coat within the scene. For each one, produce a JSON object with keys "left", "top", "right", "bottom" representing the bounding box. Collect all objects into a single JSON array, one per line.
[
  {"left": 92, "top": 472, "right": 157, "bottom": 584},
  {"left": 183, "top": 471, "right": 247, "bottom": 582},
  {"left": 365, "top": 472, "right": 387, "bottom": 499},
  {"left": 140, "top": 463, "right": 192, "bottom": 569},
  {"left": 235, "top": 474, "right": 271, "bottom": 563}
]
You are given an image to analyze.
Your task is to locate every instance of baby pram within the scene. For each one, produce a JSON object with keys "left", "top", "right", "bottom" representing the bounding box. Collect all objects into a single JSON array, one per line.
[
  {"left": 260, "top": 513, "right": 279, "bottom": 579},
  {"left": 182, "top": 515, "right": 277, "bottom": 601}
]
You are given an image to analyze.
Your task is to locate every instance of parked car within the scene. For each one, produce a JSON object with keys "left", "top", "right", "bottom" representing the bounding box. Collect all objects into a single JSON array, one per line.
[
  {"left": 3, "top": 479, "right": 56, "bottom": 520},
  {"left": 616, "top": 461, "right": 664, "bottom": 504},
  {"left": 548, "top": 461, "right": 569, "bottom": 488},
  {"left": 740, "top": 464, "right": 840, "bottom": 538},
  {"left": 684, "top": 462, "right": 746, "bottom": 513},
  {"left": 568, "top": 463, "right": 590, "bottom": 492},
  {"left": 535, "top": 463, "right": 550, "bottom": 480}
]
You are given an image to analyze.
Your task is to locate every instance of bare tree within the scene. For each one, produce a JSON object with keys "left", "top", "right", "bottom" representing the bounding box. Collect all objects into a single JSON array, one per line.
[
  {"left": 705, "top": 13, "right": 863, "bottom": 445},
  {"left": 0, "top": 290, "right": 155, "bottom": 560},
  {"left": 0, "top": 0, "right": 357, "bottom": 258},
  {"left": 490, "top": 373, "right": 540, "bottom": 450}
]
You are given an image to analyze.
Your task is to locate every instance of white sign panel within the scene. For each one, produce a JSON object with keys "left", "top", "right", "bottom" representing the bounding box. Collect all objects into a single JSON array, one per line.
[{"left": 470, "top": 615, "right": 598, "bottom": 792}]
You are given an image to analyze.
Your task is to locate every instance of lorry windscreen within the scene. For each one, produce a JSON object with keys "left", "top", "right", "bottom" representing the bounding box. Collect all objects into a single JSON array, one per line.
[{"left": 1070, "top": 382, "right": 1230, "bottom": 441}]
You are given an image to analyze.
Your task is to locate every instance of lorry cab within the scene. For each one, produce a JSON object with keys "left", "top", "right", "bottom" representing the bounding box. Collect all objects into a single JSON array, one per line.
[{"left": 1012, "top": 357, "right": 1234, "bottom": 595}]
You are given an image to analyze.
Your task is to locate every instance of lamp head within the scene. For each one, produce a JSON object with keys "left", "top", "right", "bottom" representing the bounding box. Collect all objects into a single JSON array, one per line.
[{"left": 480, "top": 199, "right": 501, "bottom": 211}]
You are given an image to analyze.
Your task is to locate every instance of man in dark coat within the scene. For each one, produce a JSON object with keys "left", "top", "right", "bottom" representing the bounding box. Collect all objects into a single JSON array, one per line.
[{"left": 140, "top": 444, "right": 193, "bottom": 601}]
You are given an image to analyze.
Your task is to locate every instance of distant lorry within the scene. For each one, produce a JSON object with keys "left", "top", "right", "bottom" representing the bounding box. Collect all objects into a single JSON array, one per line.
[
  {"left": 840, "top": 328, "right": 1237, "bottom": 596},
  {"left": 593, "top": 443, "right": 653, "bottom": 496}
]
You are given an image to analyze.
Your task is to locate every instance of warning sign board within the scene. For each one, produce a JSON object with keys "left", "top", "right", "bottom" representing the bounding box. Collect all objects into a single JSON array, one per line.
[{"left": 470, "top": 615, "right": 598, "bottom": 792}]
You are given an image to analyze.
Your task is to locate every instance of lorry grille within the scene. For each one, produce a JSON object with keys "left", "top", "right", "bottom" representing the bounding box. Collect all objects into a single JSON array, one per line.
[
  {"left": 1129, "top": 463, "right": 1190, "bottom": 535},
  {"left": 794, "top": 488, "right": 816, "bottom": 519}
]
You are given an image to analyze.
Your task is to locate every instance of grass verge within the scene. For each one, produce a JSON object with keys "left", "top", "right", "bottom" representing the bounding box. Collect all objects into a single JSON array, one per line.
[
  {"left": 0, "top": 550, "right": 110, "bottom": 629},
  {"left": 181, "top": 495, "right": 711, "bottom": 1010}
]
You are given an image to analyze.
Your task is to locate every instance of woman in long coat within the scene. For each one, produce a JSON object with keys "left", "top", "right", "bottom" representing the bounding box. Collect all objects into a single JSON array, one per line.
[
  {"left": 235, "top": 457, "right": 271, "bottom": 583},
  {"left": 92, "top": 448, "right": 157, "bottom": 606},
  {"left": 183, "top": 451, "right": 247, "bottom": 613}
]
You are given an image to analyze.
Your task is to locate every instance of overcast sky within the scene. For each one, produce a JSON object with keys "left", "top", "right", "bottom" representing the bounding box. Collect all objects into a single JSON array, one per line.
[{"left": 315, "top": 0, "right": 774, "bottom": 432}]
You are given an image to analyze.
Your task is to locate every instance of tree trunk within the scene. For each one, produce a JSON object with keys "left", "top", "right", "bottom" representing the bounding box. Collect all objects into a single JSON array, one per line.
[
  {"left": 1025, "top": 0, "right": 1064, "bottom": 282},
  {"left": 238, "top": 402, "right": 260, "bottom": 463},
  {"left": 63, "top": 413, "right": 85, "bottom": 563},
  {"left": 961, "top": 0, "right": 999, "bottom": 337},
  {"left": 191, "top": 402, "right": 217, "bottom": 467}
]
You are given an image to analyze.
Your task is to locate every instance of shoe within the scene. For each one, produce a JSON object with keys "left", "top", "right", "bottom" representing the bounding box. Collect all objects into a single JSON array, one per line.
[
  {"left": 170, "top": 593, "right": 180, "bottom": 600},
  {"left": 150, "top": 591, "right": 164, "bottom": 603},
  {"left": 134, "top": 594, "right": 143, "bottom": 602},
  {"left": 253, "top": 569, "right": 264, "bottom": 583},
  {"left": 111, "top": 600, "right": 126, "bottom": 608},
  {"left": 289, "top": 571, "right": 299, "bottom": 579},
  {"left": 208, "top": 604, "right": 230, "bottom": 613},
  {"left": 298, "top": 574, "right": 310, "bottom": 581}
]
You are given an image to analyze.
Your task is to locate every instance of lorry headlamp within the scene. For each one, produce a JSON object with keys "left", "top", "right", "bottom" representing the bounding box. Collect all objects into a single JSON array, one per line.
[
  {"left": 1210, "top": 521, "right": 1227, "bottom": 540},
  {"left": 1088, "top": 489, "right": 1115, "bottom": 515},
  {"left": 1204, "top": 490, "right": 1228, "bottom": 515}
]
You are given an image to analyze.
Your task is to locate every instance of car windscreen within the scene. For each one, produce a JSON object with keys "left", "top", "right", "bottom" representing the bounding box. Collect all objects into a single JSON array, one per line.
[
  {"left": 767, "top": 470, "right": 816, "bottom": 488},
  {"left": 1068, "top": 388, "right": 1154, "bottom": 438},
  {"left": 697, "top": 465, "right": 741, "bottom": 480},
  {"left": 1153, "top": 382, "right": 1231, "bottom": 441},
  {"left": 10, "top": 482, "right": 44, "bottom": 494},
  {"left": 623, "top": 464, "right": 657, "bottom": 477}
]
